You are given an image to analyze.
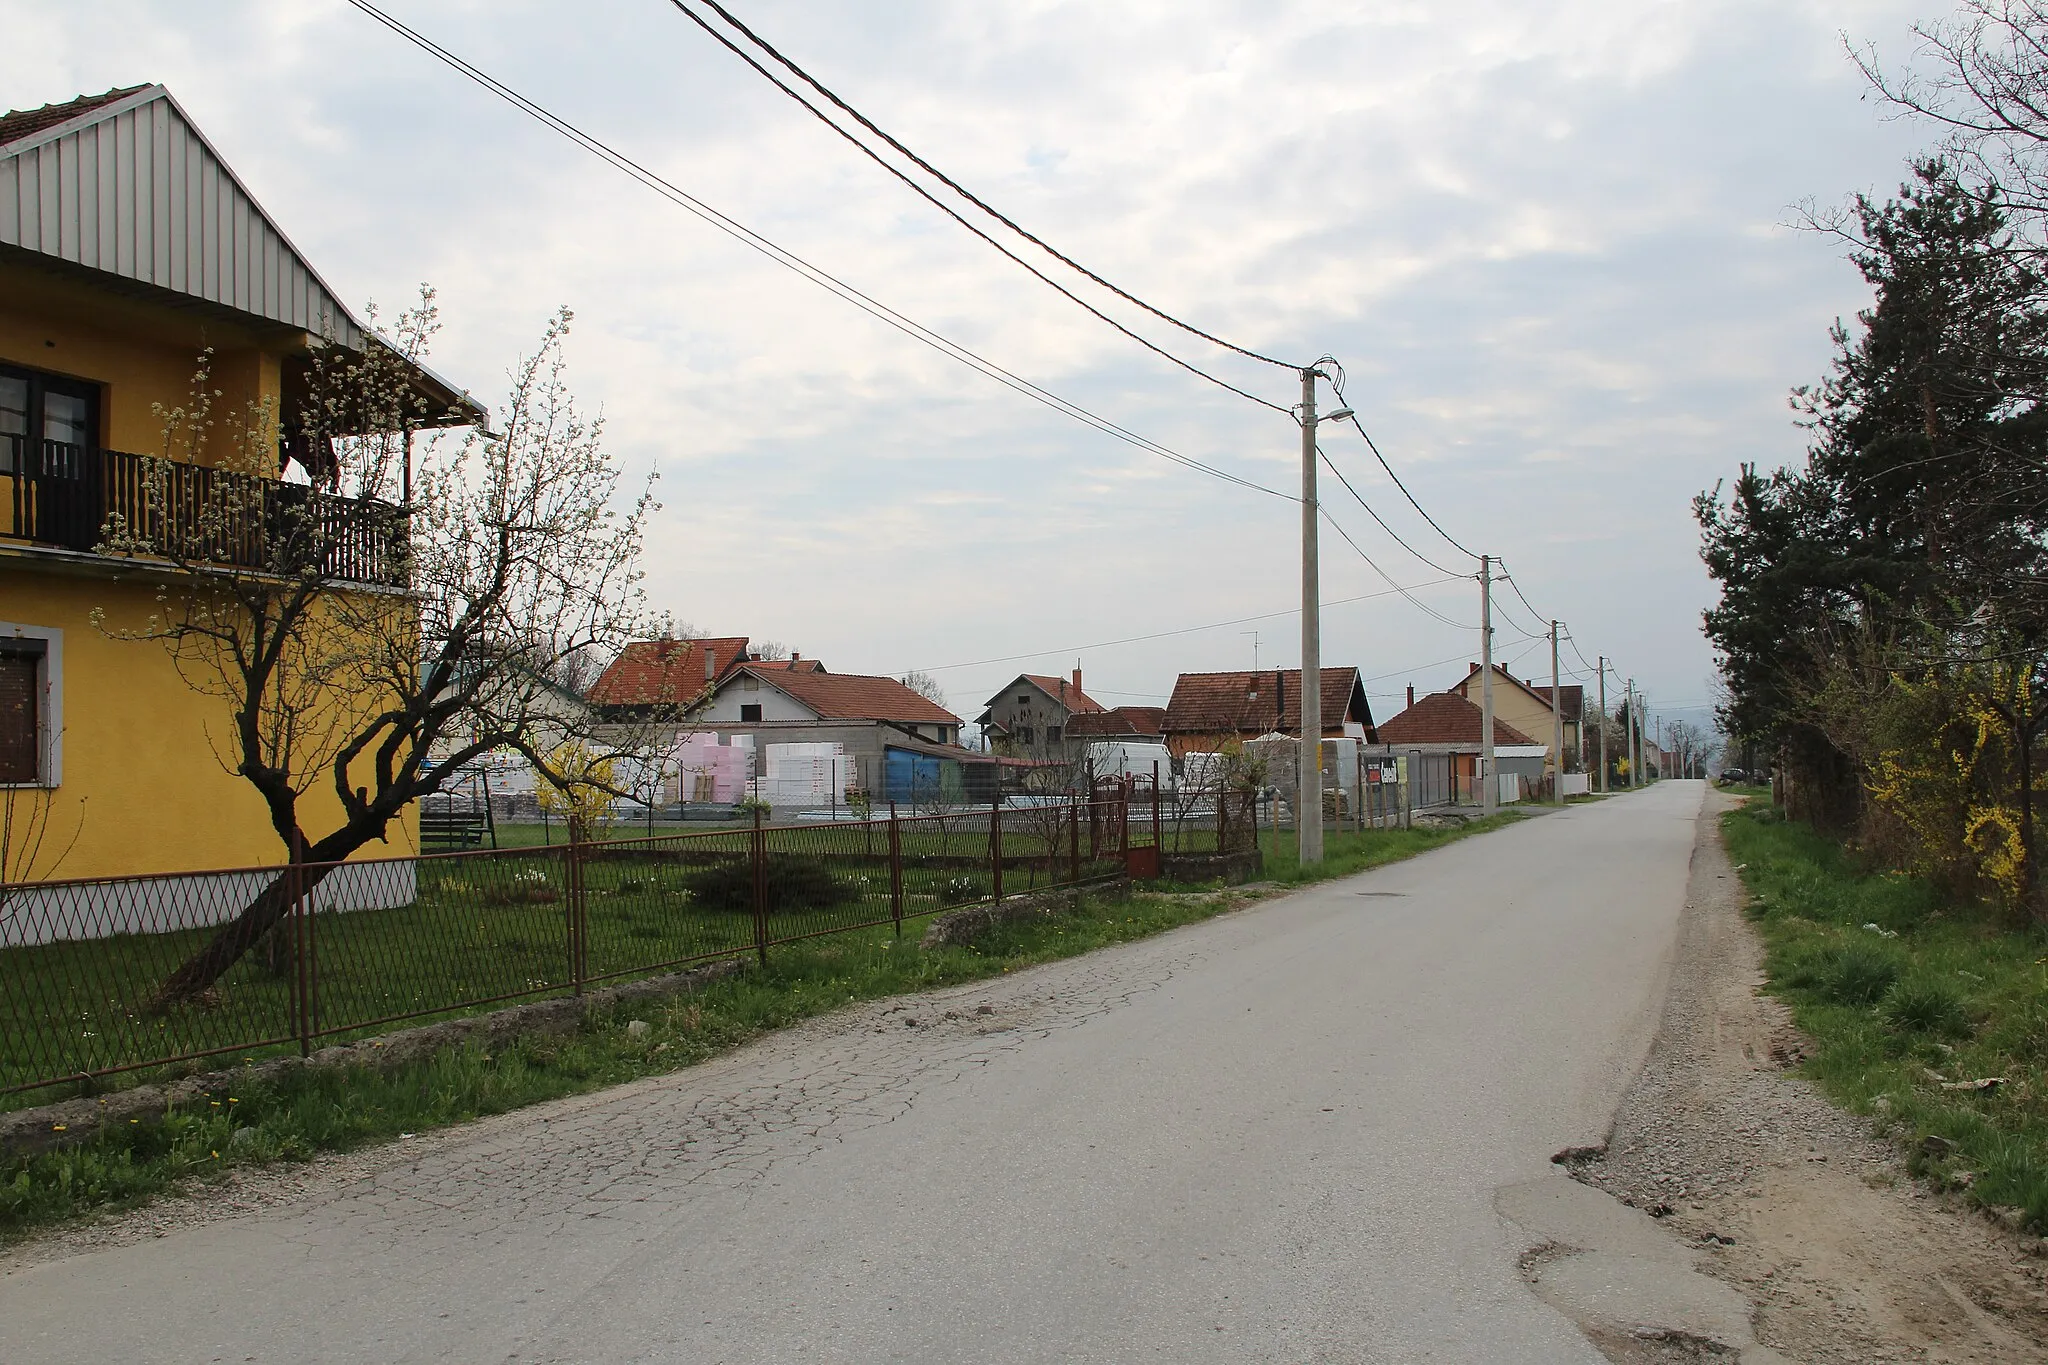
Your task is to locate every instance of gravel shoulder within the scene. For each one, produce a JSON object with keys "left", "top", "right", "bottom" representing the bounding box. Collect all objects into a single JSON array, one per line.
[{"left": 1565, "top": 789, "right": 2048, "bottom": 1362}]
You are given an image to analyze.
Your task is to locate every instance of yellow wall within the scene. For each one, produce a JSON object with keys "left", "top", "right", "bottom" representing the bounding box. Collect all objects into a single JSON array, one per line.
[
  {"left": 1453, "top": 672, "right": 1564, "bottom": 760},
  {"left": 0, "top": 261, "right": 288, "bottom": 471},
  {"left": 1, "top": 568, "right": 420, "bottom": 881}
]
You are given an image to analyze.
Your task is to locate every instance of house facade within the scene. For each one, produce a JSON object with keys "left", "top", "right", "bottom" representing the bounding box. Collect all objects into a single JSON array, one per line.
[
  {"left": 1448, "top": 664, "right": 1581, "bottom": 772},
  {"left": 976, "top": 669, "right": 1103, "bottom": 757},
  {"left": 1374, "top": 690, "right": 1542, "bottom": 805},
  {"left": 1, "top": 85, "right": 477, "bottom": 881},
  {"left": 1160, "top": 667, "right": 1377, "bottom": 757},
  {"left": 687, "top": 663, "right": 993, "bottom": 803}
]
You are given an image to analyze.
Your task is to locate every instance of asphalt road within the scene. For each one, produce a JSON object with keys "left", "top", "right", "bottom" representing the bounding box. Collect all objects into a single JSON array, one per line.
[{"left": 2, "top": 781, "right": 1705, "bottom": 1364}]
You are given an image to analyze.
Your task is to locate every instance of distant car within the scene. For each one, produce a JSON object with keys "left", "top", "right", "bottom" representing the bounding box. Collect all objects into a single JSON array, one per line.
[{"left": 1717, "top": 768, "right": 1749, "bottom": 786}]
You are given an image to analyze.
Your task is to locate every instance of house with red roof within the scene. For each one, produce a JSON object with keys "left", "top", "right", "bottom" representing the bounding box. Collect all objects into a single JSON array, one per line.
[
  {"left": 1160, "top": 667, "right": 1376, "bottom": 757},
  {"left": 586, "top": 636, "right": 826, "bottom": 723},
  {"left": 976, "top": 669, "right": 1105, "bottom": 757},
  {"left": 688, "top": 662, "right": 993, "bottom": 803},
  {"left": 1447, "top": 663, "right": 1583, "bottom": 772},
  {"left": 1374, "top": 689, "right": 1547, "bottom": 804}
]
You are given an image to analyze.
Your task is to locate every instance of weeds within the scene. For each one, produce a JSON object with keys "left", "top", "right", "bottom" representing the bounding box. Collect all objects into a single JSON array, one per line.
[{"left": 1725, "top": 800, "right": 2048, "bottom": 1232}]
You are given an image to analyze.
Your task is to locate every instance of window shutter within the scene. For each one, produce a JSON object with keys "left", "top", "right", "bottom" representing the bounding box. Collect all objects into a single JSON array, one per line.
[{"left": 0, "top": 653, "right": 38, "bottom": 783}]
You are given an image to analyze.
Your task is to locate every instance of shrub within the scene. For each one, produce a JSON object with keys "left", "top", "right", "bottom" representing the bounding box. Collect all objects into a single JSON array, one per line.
[
  {"left": 1816, "top": 942, "right": 1900, "bottom": 1006},
  {"left": 680, "top": 856, "right": 851, "bottom": 913},
  {"left": 1883, "top": 979, "right": 1973, "bottom": 1039}
]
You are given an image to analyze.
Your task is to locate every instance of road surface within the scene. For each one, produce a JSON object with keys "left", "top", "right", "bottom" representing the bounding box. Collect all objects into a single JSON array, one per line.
[{"left": 2, "top": 781, "right": 1705, "bottom": 1363}]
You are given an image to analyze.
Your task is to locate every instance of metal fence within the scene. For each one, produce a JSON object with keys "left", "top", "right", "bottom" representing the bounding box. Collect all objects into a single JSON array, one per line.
[{"left": 0, "top": 798, "right": 1142, "bottom": 1104}]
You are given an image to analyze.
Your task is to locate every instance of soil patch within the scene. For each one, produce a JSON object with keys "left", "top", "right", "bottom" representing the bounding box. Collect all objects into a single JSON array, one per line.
[{"left": 1562, "top": 789, "right": 2048, "bottom": 1362}]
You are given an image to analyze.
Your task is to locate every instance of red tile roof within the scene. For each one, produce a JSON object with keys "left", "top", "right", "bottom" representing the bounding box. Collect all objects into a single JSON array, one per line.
[
  {"left": 1066, "top": 706, "right": 1166, "bottom": 737},
  {"left": 1018, "top": 674, "right": 1105, "bottom": 713},
  {"left": 0, "top": 86, "right": 149, "bottom": 149},
  {"left": 1376, "top": 692, "right": 1535, "bottom": 747},
  {"left": 739, "top": 667, "right": 962, "bottom": 726},
  {"left": 587, "top": 637, "right": 750, "bottom": 708},
  {"left": 1163, "top": 668, "right": 1370, "bottom": 736}
]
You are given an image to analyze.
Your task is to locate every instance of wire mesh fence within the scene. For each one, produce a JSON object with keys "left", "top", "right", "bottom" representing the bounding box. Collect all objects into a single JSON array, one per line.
[{"left": 0, "top": 799, "right": 1134, "bottom": 1103}]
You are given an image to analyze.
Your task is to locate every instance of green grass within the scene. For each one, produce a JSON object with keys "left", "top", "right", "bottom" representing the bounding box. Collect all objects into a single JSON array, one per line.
[
  {"left": 1242, "top": 813, "right": 1528, "bottom": 887},
  {"left": 1723, "top": 800, "right": 2048, "bottom": 1232},
  {"left": 1, "top": 809, "right": 1529, "bottom": 1241}
]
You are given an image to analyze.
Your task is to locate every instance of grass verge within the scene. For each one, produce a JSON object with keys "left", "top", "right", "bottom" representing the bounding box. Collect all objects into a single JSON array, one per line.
[
  {"left": 1723, "top": 800, "right": 2048, "bottom": 1232},
  {"left": 1156, "top": 812, "right": 1527, "bottom": 893},
  {"left": 2, "top": 812, "right": 1522, "bottom": 1244}
]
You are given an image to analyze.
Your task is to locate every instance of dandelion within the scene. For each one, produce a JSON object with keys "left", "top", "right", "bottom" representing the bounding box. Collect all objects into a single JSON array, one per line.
[{"left": 50, "top": 1123, "right": 66, "bottom": 1132}]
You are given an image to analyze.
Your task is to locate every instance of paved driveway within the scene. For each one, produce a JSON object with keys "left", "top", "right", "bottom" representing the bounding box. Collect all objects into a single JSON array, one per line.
[{"left": 2, "top": 781, "right": 1705, "bottom": 1363}]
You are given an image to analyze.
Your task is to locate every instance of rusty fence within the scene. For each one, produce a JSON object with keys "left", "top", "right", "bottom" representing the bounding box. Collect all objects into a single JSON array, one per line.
[{"left": 0, "top": 798, "right": 1148, "bottom": 1104}]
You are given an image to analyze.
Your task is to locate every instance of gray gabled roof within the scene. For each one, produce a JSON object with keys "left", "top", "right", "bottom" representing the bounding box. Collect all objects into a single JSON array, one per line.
[{"left": 0, "top": 84, "right": 486, "bottom": 426}]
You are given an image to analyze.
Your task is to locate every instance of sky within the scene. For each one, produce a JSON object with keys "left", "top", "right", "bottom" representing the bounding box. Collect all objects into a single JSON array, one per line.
[{"left": 2, "top": 0, "right": 1947, "bottom": 739}]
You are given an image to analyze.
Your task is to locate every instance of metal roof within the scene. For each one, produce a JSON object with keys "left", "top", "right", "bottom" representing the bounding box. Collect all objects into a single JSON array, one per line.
[{"left": 0, "top": 84, "right": 371, "bottom": 347}]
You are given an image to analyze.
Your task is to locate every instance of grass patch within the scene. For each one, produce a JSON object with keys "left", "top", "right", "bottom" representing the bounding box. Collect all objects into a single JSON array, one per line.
[
  {"left": 1, "top": 809, "right": 1526, "bottom": 1242},
  {"left": 1723, "top": 799, "right": 2048, "bottom": 1232}
]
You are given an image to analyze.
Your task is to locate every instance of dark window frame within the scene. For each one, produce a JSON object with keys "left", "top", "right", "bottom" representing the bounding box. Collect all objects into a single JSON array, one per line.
[
  {"left": 0, "top": 639, "right": 48, "bottom": 786},
  {"left": 739, "top": 703, "right": 763, "bottom": 723},
  {"left": 0, "top": 361, "right": 102, "bottom": 475}
]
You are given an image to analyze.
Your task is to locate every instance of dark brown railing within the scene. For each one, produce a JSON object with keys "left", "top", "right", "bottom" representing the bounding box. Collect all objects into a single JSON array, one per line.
[{"left": 1, "top": 434, "right": 407, "bottom": 588}]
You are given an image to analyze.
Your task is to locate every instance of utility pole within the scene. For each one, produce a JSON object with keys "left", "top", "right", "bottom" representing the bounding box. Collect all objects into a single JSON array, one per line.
[
  {"left": 1597, "top": 657, "right": 1608, "bottom": 795},
  {"left": 1480, "top": 554, "right": 1496, "bottom": 815},
  {"left": 1627, "top": 680, "right": 1641, "bottom": 789},
  {"left": 1549, "top": 620, "right": 1564, "bottom": 803},
  {"left": 1298, "top": 366, "right": 1324, "bottom": 866}
]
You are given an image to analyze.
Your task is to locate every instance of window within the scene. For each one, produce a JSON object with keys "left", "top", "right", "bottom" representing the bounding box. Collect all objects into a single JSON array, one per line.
[
  {"left": 0, "top": 628, "right": 58, "bottom": 787},
  {"left": 1019, "top": 726, "right": 1034, "bottom": 745},
  {"left": 1048, "top": 725, "right": 1063, "bottom": 743},
  {"left": 1018, "top": 694, "right": 1030, "bottom": 705},
  {"left": 0, "top": 362, "right": 101, "bottom": 474},
  {"left": 740, "top": 703, "right": 763, "bottom": 723}
]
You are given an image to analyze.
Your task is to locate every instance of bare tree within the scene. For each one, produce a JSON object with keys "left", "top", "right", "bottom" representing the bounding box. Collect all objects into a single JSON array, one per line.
[
  {"left": 899, "top": 669, "right": 947, "bottom": 708},
  {"left": 109, "top": 296, "right": 659, "bottom": 1004}
]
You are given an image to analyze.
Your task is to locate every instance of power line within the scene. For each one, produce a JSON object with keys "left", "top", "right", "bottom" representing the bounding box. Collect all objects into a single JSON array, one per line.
[
  {"left": 911, "top": 576, "right": 1466, "bottom": 674},
  {"left": 1315, "top": 443, "right": 1466, "bottom": 577},
  {"left": 667, "top": 0, "right": 1298, "bottom": 374},
  {"left": 342, "top": 0, "right": 1292, "bottom": 501},
  {"left": 662, "top": 0, "right": 1288, "bottom": 413},
  {"left": 1323, "top": 395, "right": 1483, "bottom": 563},
  {"left": 1319, "top": 507, "right": 1476, "bottom": 630}
]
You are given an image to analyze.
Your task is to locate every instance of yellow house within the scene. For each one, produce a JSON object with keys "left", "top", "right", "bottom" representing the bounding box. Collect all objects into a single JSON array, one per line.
[
  {"left": 0, "top": 85, "right": 478, "bottom": 884},
  {"left": 1449, "top": 663, "right": 1584, "bottom": 774}
]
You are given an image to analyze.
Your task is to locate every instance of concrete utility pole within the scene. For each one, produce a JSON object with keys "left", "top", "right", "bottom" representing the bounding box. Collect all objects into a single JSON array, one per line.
[
  {"left": 1627, "top": 680, "right": 1641, "bottom": 789},
  {"left": 1597, "top": 657, "right": 1609, "bottom": 795},
  {"left": 1549, "top": 620, "right": 1564, "bottom": 802},
  {"left": 1480, "top": 554, "right": 1496, "bottom": 815},
  {"left": 1298, "top": 365, "right": 1324, "bottom": 867}
]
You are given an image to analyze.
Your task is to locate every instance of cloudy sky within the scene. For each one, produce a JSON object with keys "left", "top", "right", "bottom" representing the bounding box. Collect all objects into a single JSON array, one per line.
[{"left": 4, "top": 0, "right": 1942, "bottom": 734}]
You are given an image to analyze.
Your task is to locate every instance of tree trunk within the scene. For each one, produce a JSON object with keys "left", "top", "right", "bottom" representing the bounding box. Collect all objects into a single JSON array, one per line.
[{"left": 150, "top": 834, "right": 356, "bottom": 1009}]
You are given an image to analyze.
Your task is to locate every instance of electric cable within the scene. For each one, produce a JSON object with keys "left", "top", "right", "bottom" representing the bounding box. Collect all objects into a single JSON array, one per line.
[
  {"left": 909, "top": 576, "right": 1467, "bottom": 673},
  {"left": 1315, "top": 443, "right": 1466, "bottom": 577},
  {"left": 666, "top": 0, "right": 1299, "bottom": 373},
  {"left": 342, "top": 0, "right": 1293, "bottom": 501},
  {"left": 1318, "top": 506, "right": 1477, "bottom": 631},
  {"left": 663, "top": 0, "right": 1288, "bottom": 413},
  {"left": 1324, "top": 372, "right": 1483, "bottom": 562}
]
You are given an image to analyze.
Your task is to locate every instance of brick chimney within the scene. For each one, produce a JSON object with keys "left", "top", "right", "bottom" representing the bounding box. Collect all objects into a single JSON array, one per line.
[
  {"left": 1407, "top": 684, "right": 1415, "bottom": 709},
  {"left": 1072, "top": 666, "right": 1083, "bottom": 696}
]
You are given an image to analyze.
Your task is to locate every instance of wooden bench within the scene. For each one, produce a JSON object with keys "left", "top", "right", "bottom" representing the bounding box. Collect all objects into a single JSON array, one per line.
[{"left": 420, "top": 808, "right": 490, "bottom": 850}]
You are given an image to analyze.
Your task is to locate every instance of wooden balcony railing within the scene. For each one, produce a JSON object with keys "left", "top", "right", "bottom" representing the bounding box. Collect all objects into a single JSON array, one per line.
[{"left": 1, "top": 435, "right": 407, "bottom": 589}]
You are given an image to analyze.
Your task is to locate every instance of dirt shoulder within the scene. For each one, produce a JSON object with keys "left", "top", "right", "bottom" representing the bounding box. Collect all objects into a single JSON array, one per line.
[{"left": 1565, "top": 788, "right": 2048, "bottom": 1362}]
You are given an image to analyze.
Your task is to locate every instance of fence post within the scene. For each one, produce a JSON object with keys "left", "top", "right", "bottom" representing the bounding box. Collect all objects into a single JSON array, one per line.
[
  {"left": 888, "top": 801, "right": 903, "bottom": 938},
  {"left": 990, "top": 795, "right": 1004, "bottom": 903},
  {"left": 289, "top": 830, "right": 310, "bottom": 1057},
  {"left": 750, "top": 805, "right": 770, "bottom": 966},
  {"left": 567, "top": 816, "right": 586, "bottom": 996},
  {"left": 1069, "top": 791, "right": 1081, "bottom": 884},
  {"left": 1151, "top": 762, "right": 1162, "bottom": 854}
]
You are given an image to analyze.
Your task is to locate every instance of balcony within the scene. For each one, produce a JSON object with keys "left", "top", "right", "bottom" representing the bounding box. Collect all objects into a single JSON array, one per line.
[{"left": 1, "top": 435, "right": 407, "bottom": 589}]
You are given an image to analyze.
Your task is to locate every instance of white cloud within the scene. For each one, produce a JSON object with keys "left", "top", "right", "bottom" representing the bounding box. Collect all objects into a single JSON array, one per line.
[{"left": 0, "top": 0, "right": 1938, "bottom": 720}]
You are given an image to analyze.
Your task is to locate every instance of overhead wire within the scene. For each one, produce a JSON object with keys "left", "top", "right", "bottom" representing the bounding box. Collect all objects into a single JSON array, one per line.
[
  {"left": 661, "top": 0, "right": 1288, "bottom": 413},
  {"left": 666, "top": 0, "right": 1299, "bottom": 373},
  {"left": 909, "top": 576, "right": 1468, "bottom": 674},
  {"left": 1318, "top": 507, "right": 1476, "bottom": 630},
  {"left": 341, "top": 0, "right": 1293, "bottom": 501},
  {"left": 1314, "top": 443, "right": 1467, "bottom": 578},
  {"left": 1323, "top": 379, "right": 1483, "bottom": 562}
]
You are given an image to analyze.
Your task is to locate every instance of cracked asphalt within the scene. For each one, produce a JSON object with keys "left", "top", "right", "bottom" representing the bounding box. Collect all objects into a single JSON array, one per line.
[{"left": 0, "top": 781, "right": 1704, "bottom": 1363}]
